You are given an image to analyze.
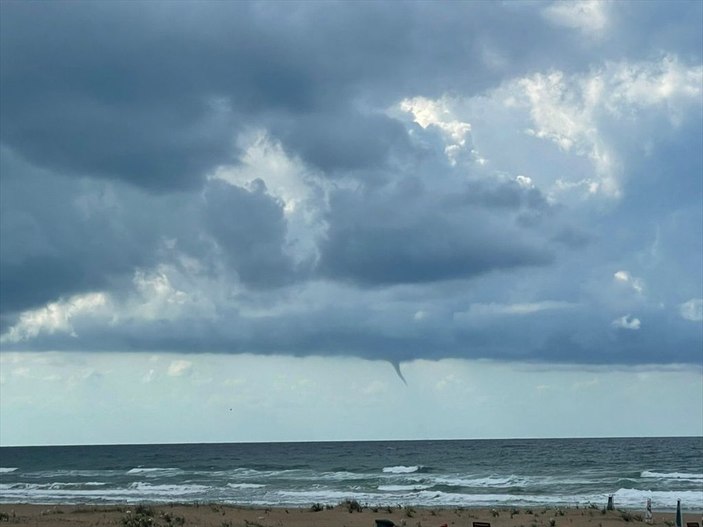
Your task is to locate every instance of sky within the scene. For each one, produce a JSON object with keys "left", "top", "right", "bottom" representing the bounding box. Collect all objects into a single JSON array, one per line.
[{"left": 0, "top": 0, "right": 701, "bottom": 446}]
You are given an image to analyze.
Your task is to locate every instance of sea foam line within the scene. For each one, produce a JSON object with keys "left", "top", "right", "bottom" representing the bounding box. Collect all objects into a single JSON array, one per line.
[
  {"left": 641, "top": 471, "right": 703, "bottom": 480},
  {"left": 383, "top": 466, "right": 421, "bottom": 474}
]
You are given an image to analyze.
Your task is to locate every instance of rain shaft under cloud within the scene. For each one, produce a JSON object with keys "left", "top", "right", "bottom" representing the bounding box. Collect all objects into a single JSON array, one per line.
[{"left": 1, "top": 1, "right": 701, "bottom": 367}]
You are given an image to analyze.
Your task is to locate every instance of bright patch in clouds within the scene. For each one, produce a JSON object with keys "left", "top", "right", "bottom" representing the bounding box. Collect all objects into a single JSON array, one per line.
[
  {"left": 542, "top": 0, "right": 609, "bottom": 36},
  {"left": 210, "top": 130, "right": 313, "bottom": 216},
  {"left": 612, "top": 314, "right": 641, "bottom": 330},
  {"left": 209, "top": 130, "right": 326, "bottom": 264},
  {"left": 417, "top": 56, "right": 702, "bottom": 202},
  {"left": 399, "top": 96, "right": 474, "bottom": 165},
  {"left": 1, "top": 293, "right": 108, "bottom": 344},
  {"left": 133, "top": 269, "right": 189, "bottom": 319},
  {"left": 167, "top": 359, "right": 193, "bottom": 377},
  {"left": 613, "top": 270, "right": 645, "bottom": 295}
]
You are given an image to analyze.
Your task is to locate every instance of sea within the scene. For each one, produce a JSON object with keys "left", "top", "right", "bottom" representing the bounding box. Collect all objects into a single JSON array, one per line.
[{"left": 1, "top": 437, "right": 701, "bottom": 510}]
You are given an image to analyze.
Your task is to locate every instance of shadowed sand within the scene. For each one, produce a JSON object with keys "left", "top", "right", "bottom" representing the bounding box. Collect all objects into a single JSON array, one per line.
[{"left": 0, "top": 504, "right": 696, "bottom": 527}]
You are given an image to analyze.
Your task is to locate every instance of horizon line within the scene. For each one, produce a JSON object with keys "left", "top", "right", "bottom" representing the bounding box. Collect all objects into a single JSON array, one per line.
[{"left": 2, "top": 434, "right": 701, "bottom": 449}]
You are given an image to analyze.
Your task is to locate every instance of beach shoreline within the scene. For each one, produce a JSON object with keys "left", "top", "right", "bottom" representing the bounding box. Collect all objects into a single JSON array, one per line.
[{"left": 0, "top": 503, "right": 697, "bottom": 527}]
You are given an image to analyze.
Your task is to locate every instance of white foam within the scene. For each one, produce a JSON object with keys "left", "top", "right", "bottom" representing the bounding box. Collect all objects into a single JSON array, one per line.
[
  {"left": 226, "top": 483, "right": 266, "bottom": 489},
  {"left": 641, "top": 471, "right": 703, "bottom": 480},
  {"left": 613, "top": 488, "right": 703, "bottom": 509},
  {"left": 383, "top": 465, "right": 421, "bottom": 474},
  {"left": 317, "top": 471, "right": 370, "bottom": 481},
  {"left": 0, "top": 482, "right": 106, "bottom": 490},
  {"left": 0, "top": 482, "right": 207, "bottom": 494},
  {"left": 276, "top": 489, "right": 380, "bottom": 503},
  {"left": 0, "top": 468, "right": 18, "bottom": 474},
  {"left": 126, "top": 467, "right": 183, "bottom": 476},
  {"left": 378, "top": 484, "right": 432, "bottom": 491},
  {"left": 26, "top": 469, "right": 124, "bottom": 478},
  {"left": 128, "top": 482, "right": 210, "bottom": 495},
  {"left": 434, "top": 475, "right": 528, "bottom": 487}
]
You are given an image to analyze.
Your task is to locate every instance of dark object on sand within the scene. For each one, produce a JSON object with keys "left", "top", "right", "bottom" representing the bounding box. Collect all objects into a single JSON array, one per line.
[
  {"left": 474, "top": 522, "right": 492, "bottom": 527},
  {"left": 686, "top": 523, "right": 699, "bottom": 527},
  {"left": 375, "top": 520, "right": 395, "bottom": 527},
  {"left": 607, "top": 495, "right": 614, "bottom": 511}
]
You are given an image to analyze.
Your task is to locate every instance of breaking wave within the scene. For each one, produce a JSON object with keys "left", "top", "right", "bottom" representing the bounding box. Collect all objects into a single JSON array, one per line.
[{"left": 382, "top": 465, "right": 423, "bottom": 474}]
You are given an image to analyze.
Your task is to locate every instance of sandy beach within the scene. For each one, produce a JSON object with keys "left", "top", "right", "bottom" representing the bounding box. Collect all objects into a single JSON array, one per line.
[{"left": 0, "top": 504, "right": 695, "bottom": 527}]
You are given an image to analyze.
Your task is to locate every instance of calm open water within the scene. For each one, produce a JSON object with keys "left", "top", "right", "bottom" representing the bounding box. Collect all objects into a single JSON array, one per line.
[{"left": 1, "top": 437, "right": 701, "bottom": 509}]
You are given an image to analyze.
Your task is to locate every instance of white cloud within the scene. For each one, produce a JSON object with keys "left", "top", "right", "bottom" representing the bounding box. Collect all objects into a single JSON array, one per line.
[
  {"left": 511, "top": 57, "right": 699, "bottom": 200},
  {"left": 542, "top": 0, "right": 609, "bottom": 36},
  {"left": 606, "top": 55, "right": 703, "bottom": 123},
  {"left": 612, "top": 314, "right": 641, "bottom": 330},
  {"left": 132, "top": 269, "right": 191, "bottom": 320},
  {"left": 0, "top": 266, "right": 223, "bottom": 346},
  {"left": 613, "top": 270, "right": 644, "bottom": 294},
  {"left": 515, "top": 175, "right": 534, "bottom": 189},
  {"left": 679, "top": 299, "right": 703, "bottom": 322},
  {"left": 135, "top": 270, "right": 186, "bottom": 302},
  {"left": 400, "top": 96, "right": 474, "bottom": 165},
  {"left": 613, "top": 270, "right": 629, "bottom": 282},
  {"left": 0, "top": 292, "right": 109, "bottom": 344},
  {"left": 519, "top": 69, "right": 621, "bottom": 197},
  {"left": 211, "top": 130, "right": 314, "bottom": 216},
  {"left": 392, "top": 56, "right": 701, "bottom": 207},
  {"left": 167, "top": 360, "right": 193, "bottom": 377}
]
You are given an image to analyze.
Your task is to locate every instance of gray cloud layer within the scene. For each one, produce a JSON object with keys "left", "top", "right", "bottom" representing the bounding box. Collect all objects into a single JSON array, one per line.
[{"left": 1, "top": 1, "right": 701, "bottom": 366}]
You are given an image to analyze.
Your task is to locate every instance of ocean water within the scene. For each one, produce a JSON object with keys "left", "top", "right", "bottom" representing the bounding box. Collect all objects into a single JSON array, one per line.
[{"left": 1, "top": 437, "right": 701, "bottom": 510}]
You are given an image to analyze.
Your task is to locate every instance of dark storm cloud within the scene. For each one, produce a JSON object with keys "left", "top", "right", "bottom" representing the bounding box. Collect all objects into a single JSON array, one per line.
[
  {"left": 1, "top": 1, "right": 701, "bottom": 367},
  {"left": 0, "top": 148, "right": 302, "bottom": 318},
  {"left": 2, "top": 1, "right": 699, "bottom": 191},
  {"left": 270, "top": 111, "right": 412, "bottom": 174},
  {"left": 8, "top": 293, "right": 702, "bottom": 368},
  {"left": 0, "top": 0, "right": 609, "bottom": 191},
  {"left": 0, "top": 3, "right": 239, "bottom": 190},
  {"left": 318, "top": 180, "right": 553, "bottom": 286},
  {"left": 0, "top": 149, "right": 167, "bottom": 314},
  {"left": 203, "top": 179, "right": 298, "bottom": 288}
]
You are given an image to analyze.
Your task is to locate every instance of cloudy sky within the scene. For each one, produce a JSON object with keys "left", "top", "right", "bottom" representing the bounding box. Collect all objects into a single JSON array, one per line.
[{"left": 1, "top": 0, "right": 701, "bottom": 446}]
